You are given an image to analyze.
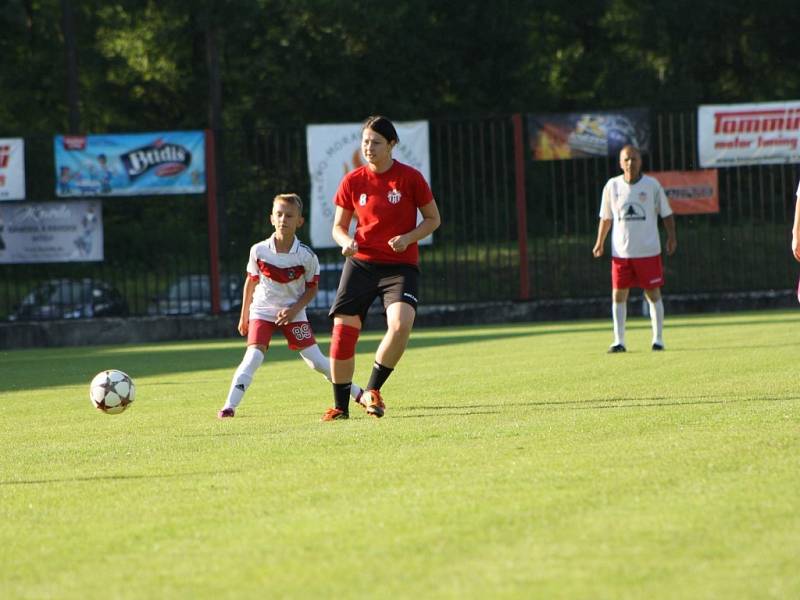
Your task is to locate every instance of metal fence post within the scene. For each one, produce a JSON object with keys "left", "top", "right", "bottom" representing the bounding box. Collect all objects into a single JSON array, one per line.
[
  {"left": 512, "top": 114, "right": 530, "bottom": 300},
  {"left": 205, "top": 129, "right": 221, "bottom": 315}
]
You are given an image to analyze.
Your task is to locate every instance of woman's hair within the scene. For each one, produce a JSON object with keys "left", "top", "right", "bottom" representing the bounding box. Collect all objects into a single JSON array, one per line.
[
  {"left": 273, "top": 193, "right": 303, "bottom": 214},
  {"left": 362, "top": 115, "right": 399, "bottom": 145}
]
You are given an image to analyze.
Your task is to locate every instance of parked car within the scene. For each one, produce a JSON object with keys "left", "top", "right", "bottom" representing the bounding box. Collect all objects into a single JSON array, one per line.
[
  {"left": 8, "top": 278, "right": 129, "bottom": 321},
  {"left": 147, "top": 273, "right": 243, "bottom": 316}
]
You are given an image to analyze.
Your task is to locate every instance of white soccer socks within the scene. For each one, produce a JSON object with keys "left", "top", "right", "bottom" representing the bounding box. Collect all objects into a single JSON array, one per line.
[
  {"left": 223, "top": 346, "right": 264, "bottom": 409},
  {"left": 648, "top": 298, "right": 665, "bottom": 347},
  {"left": 612, "top": 301, "right": 627, "bottom": 347},
  {"left": 299, "top": 344, "right": 362, "bottom": 400}
]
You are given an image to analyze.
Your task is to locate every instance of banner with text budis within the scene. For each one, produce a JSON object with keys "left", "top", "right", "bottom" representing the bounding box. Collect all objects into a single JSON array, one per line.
[
  {"left": 0, "top": 200, "right": 103, "bottom": 264},
  {"left": 54, "top": 131, "right": 206, "bottom": 197},
  {"left": 698, "top": 101, "right": 800, "bottom": 167},
  {"left": 0, "top": 138, "right": 26, "bottom": 200},
  {"left": 306, "top": 121, "right": 431, "bottom": 248}
]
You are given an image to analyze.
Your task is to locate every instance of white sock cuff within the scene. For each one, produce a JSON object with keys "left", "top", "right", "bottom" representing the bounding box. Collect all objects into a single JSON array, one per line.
[
  {"left": 240, "top": 346, "right": 265, "bottom": 374},
  {"left": 299, "top": 344, "right": 328, "bottom": 372}
]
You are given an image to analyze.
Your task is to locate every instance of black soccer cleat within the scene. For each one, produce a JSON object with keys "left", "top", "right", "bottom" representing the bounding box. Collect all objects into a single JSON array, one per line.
[
  {"left": 607, "top": 344, "right": 627, "bottom": 353},
  {"left": 651, "top": 343, "right": 664, "bottom": 351}
]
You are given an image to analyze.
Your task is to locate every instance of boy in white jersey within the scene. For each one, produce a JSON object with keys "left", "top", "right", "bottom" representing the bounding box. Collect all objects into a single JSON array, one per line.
[
  {"left": 592, "top": 145, "right": 677, "bottom": 353},
  {"left": 218, "top": 193, "right": 362, "bottom": 418}
]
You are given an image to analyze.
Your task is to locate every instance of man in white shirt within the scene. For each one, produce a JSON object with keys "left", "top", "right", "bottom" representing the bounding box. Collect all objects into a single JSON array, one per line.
[{"left": 592, "top": 145, "right": 677, "bottom": 352}]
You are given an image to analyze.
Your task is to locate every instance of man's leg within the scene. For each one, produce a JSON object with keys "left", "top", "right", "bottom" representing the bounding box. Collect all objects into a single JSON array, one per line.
[
  {"left": 644, "top": 287, "right": 665, "bottom": 349},
  {"left": 611, "top": 287, "right": 630, "bottom": 349}
]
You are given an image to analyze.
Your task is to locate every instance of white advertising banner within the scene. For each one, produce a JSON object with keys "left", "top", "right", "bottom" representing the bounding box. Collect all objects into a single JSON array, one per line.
[
  {"left": 698, "top": 101, "right": 800, "bottom": 167},
  {"left": 0, "top": 138, "right": 26, "bottom": 200},
  {"left": 0, "top": 200, "right": 103, "bottom": 264},
  {"left": 306, "top": 120, "right": 431, "bottom": 248}
]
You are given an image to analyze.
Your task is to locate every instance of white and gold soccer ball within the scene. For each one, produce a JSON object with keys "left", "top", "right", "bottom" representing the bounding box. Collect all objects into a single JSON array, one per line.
[{"left": 89, "top": 369, "right": 135, "bottom": 414}]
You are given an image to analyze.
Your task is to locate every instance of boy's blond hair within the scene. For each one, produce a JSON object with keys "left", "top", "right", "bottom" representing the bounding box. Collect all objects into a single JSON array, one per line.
[{"left": 273, "top": 193, "right": 303, "bottom": 214}]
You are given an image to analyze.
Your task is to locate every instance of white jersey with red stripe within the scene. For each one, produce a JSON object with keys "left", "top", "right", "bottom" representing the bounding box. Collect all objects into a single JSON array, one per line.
[{"left": 246, "top": 234, "right": 320, "bottom": 323}]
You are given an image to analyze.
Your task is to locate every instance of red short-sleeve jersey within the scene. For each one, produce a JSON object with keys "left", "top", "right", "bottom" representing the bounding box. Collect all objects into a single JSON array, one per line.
[{"left": 334, "top": 160, "right": 434, "bottom": 265}]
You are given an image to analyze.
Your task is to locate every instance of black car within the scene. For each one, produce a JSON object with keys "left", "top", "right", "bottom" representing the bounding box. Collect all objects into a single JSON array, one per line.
[
  {"left": 8, "top": 278, "right": 129, "bottom": 321},
  {"left": 147, "top": 274, "right": 243, "bottom": 316}
]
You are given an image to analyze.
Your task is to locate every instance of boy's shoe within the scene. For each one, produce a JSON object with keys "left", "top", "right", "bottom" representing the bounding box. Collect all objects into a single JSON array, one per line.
[
  {"left": 652, "top": 342, "right": 665, "bottom": 351},
  {"left": 217, "top": 407, "right": 235, "bottom": 419},
  {"left": 607, "top": 344, "right": 627, "bottom": 353},
  {"left": 321, "top": 408, "right": 349, "bottom": 421},
  {"left": 363, "top": 389, "right": 385, "bottom": 418},
  {"left": 354, "top": 390, "right": 366, "bottom": 410}
]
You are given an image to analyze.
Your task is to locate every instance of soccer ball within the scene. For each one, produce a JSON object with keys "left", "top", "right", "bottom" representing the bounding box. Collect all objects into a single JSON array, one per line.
[{"left": 89, "top": 369, "right": 135, "bottom": 414}]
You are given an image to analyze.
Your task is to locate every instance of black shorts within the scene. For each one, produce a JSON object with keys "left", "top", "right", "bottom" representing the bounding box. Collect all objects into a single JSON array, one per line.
[{"left": 329, "top": 258, "right": 420, "bottom": 323}]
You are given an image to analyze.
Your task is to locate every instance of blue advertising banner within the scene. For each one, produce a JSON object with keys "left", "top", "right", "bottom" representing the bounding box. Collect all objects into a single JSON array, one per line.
[
  {"left": 527, "top": 109, "right": 650, "bottom": 160},
  {"left": 54, "top": 131, "right": 206, "bottom": 197}
]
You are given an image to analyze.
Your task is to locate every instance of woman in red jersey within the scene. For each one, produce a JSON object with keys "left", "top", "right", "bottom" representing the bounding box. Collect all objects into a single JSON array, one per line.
[{"left": 322, "top": 116, "right": 441, "bottom": 421}]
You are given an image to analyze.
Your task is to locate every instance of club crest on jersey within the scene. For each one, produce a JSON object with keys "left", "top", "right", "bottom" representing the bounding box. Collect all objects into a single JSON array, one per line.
[
  {"left": 287, "top": 268, "right": 297, "bottom": 280},
  {"left": 387, "top": 188, "right": 401, "bottom": 204},
  {"left": 359, "top": 193, "right": 367, "bottom": 206},
  {"left": 638, "top": 192, "right": 648, "bottom": 203}
]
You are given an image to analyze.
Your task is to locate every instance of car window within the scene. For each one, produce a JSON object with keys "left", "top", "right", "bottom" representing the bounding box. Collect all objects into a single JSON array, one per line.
[{"left": 168, "top": 278, "right": 210, "bottom": 300}]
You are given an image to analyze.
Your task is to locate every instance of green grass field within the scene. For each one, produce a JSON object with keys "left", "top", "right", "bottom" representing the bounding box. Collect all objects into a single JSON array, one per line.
[{"left": 1, "top": 310, "right": 799, "bottom": 599}]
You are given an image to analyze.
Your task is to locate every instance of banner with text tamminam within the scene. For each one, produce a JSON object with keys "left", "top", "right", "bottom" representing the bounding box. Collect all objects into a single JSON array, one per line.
[
  {"left": 651, "top": 170, "right": 719, "bottom": 215},
  {"left": 54, "top": 131, "right": 206, "bottom": 197},
  {"left": 306, "top": 120, "right": 431, "bottom": 248},
  {"left": 528, "top": 109, "right": 650, "bottom": 160},
  {"left": 0, "top": 200, "right": 103, "bottom": 264},
  {"left": 0, "top": 138, "right": 26, "bottom": 200},
  {"left": 698, "top": 101, "right": 800, "bottom": 167}
]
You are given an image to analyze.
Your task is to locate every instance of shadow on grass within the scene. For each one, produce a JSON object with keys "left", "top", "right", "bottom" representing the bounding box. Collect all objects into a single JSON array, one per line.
[
  {"left": 0, "top": 469, "right": 243, "bottom": 487},
  {"left": 1, "top": 313, "right": 796, "bottom": 393},
  {"left": 400, "top": 392, "right": 799, "bottom": 417},
  {"left": 0, "top": 327, "right": 553, "bottom": 393}
]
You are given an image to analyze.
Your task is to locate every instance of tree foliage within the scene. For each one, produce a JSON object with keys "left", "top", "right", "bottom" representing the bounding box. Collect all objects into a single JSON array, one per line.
[{"left": 1, "top": 0, "right": 798, "bottom": 133}]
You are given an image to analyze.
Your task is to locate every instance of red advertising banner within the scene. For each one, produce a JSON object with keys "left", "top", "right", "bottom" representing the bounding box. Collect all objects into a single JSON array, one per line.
[{"left": 651, "top": 170, "right": 719, "bottom": 215}]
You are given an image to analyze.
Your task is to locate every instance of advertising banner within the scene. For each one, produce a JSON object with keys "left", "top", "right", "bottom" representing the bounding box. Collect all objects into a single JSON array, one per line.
[
  {"left": 528, "top": 109, "right": 650, "bottom": 160},
  {"left": 698, "top": 101, "right": 800, "bottom": 167},
  {"left": 54, "top": 131, "right": 206, "bottom": 196},
  {"left": 306, "top": 120, "right": 431, "bottom": 248},
  {"left": 0, "top": 200, "right": 103, "bottom": 263},
  {"left": 0, "top": 138, "right": 26, "bottom": 200},
  {"left": 651, "top": 170, "right": 719, "bottom": 215}
]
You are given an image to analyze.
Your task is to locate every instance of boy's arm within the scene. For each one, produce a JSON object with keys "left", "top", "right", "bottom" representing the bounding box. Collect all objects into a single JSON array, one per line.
[
  {"left": 237, "top": 277, "right": 257, "bottom": 336},
  {"left": 274, "top": 284, "right": 318, "bottom": 326}
]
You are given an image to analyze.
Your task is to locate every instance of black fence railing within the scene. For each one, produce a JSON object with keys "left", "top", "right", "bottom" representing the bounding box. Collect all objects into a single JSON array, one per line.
[{"left": 2, "top": 112, "right": 799, "bottom": 322}]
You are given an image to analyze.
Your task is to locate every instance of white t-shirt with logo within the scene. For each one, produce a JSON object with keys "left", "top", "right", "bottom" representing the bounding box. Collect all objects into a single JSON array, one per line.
[
  {"left": 246, "top": 234, "right": 320, "bottom": 323},
  {"left": 599, "top": 174, "right": 673, "bottom": 258}
]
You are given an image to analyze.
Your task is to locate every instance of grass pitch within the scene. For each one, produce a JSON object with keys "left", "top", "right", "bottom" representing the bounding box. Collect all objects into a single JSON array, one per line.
[{"left": 1, "top": 310, "right": 799, "bottom": 599}]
